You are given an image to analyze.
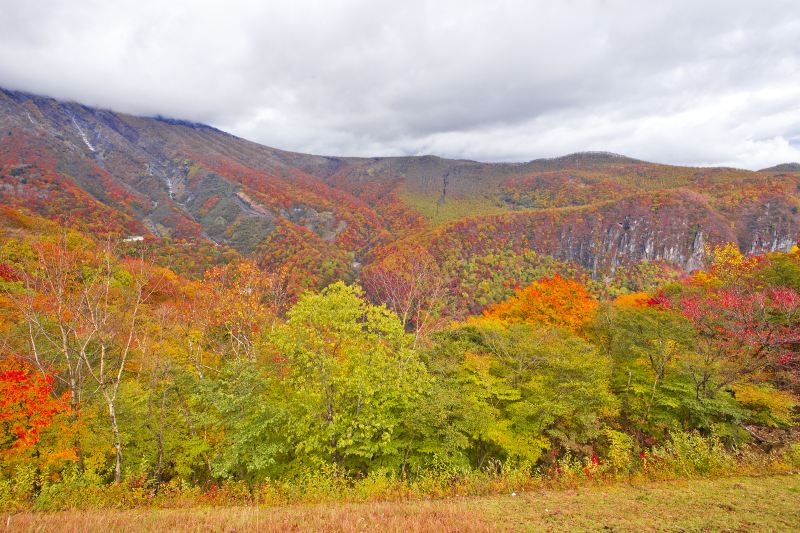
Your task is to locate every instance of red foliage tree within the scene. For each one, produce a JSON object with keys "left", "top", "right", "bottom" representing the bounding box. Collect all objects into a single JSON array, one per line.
[
  {"left": 0, "top": 263, "right": 18, "bottom": 283},
  {"left": 0, "top": 357, "right": 66, "bottom": 455},
  {"left": 677, "top": 286, "right": 800, "bottom": 396}
]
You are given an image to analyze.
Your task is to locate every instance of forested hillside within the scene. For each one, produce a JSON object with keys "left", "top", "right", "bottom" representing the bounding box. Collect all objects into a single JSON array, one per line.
[{"left": 2, "top": 88, "right": 799, "bottom": 317}]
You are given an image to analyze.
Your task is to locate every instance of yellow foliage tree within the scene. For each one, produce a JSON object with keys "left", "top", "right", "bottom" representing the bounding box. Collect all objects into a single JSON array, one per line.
[{"left": 693, "top": 242, "right": 758, "bottom": 287}]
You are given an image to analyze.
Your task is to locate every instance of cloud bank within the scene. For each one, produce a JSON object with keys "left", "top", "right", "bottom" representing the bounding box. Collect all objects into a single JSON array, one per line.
[{"left": 1, "top": 0, "right": 799, "bottom": 169}]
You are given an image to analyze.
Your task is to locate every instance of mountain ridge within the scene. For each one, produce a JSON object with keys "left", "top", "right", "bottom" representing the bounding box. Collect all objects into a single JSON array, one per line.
[
  {"left": 8, "top": 86, "right": 797, "bottom": 172},
  {"left": 1, "top": 86, "right": 799, "bottom": 314}
]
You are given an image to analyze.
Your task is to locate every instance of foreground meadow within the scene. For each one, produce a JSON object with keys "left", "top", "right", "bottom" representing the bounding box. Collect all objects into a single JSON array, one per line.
[{"left": 4, "top": 474, "right": 799, "bottom": 532}]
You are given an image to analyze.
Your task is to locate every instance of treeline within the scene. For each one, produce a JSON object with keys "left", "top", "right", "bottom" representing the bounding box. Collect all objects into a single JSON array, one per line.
[{"left": 0, "top": 229, "right": 799, "bottom": 502}]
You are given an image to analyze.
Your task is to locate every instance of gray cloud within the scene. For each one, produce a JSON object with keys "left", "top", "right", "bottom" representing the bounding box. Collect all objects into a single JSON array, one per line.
[{"left": 1, "top": 0, "right": 799, "bottom": 169}]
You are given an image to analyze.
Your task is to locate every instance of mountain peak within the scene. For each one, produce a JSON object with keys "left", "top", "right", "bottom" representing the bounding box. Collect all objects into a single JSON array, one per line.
[
  {"left": 150, "top": 115, "right": 228, "bottom": 134},
  {"left": 534, "top": 151, "right": 642, "bottom": 165},
  {"left": 760, "top": 162, "right": 800, "bottom": 173}
]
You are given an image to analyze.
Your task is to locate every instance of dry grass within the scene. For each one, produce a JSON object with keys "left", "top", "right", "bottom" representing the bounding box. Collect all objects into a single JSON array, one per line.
[
  {"left": 4, "top": 474, "right": 799, "bottom": 532},
  {"left": 2, "top": 501, "right": 488, "bottom": 533}
]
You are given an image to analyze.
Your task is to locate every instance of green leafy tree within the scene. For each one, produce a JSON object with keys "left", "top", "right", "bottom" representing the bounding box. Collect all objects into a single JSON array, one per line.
[
  {"left": 590, "top": 302, "right": 748, "bottom": 443},
  {"left": 424, "top": 322, "right": 617, "bottom": 467},
  {"left": 272, "top": 282, "right": 428, "bottom": 473},
  {"left": 196, "top": 360, "right": 289, "bottom": 485}
]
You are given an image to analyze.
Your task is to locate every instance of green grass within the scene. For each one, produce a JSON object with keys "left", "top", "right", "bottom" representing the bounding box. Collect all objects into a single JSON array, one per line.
[
  {"left": 397, "top": 187, "right": 510, "bottom": 225},
  {"left": 4, "top": 474, "right": 798, "bottom": 532}
]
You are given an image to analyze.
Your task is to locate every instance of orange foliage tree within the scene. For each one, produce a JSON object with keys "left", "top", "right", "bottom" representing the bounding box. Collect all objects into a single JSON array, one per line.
[
  {"left": 613, "top": 291, "right": 652, "bottom": 308},
  {"left": 481, "top": 274, "right": 598, "bottom": 332},
  {"left": 201, "top": 260, "right": 290, "bottom": 361}
]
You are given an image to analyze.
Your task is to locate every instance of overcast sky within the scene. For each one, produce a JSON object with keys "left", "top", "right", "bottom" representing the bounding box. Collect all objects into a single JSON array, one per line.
[{"left": 1, "top": 0, "right": 799, "bottom": 169}]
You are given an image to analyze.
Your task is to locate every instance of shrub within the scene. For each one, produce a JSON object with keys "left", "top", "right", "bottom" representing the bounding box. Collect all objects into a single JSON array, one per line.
[
  {"left": 786, "top": 443, "right": 800, "bottom": 468},
  {"left": 651, "top": 431, "right": 733, "bottom": 477},
  {"left": 602, "top": 429, "right": 635, "bottom": 477}
]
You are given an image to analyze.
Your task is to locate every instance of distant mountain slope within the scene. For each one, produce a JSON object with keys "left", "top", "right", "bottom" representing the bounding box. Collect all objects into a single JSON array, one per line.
[
  {"left": 0, "top": 88, "right": 396, "bottom": 286},
  {"left": 760, "top": 163, "right": 800, "bottom": 173},
  {"left": 1, "top": 87, "right": 799, "bottom": 302}
]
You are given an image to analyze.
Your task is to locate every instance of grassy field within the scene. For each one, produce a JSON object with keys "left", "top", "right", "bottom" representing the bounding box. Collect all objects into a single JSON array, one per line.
[{"left": 3, "top": 474, "right": 799, "bottom": 532}]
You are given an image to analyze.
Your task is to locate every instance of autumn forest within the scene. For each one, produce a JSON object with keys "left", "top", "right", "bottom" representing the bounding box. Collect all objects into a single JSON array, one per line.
[{"left": 0, "top": 89, "right": 799, "bottom": 512}]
